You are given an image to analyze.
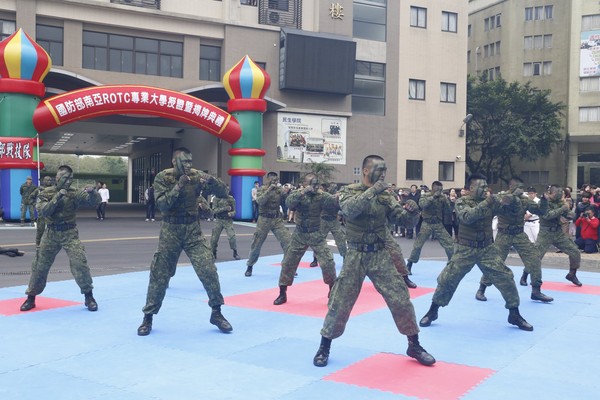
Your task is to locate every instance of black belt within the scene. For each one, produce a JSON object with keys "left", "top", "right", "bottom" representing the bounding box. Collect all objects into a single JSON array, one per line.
[
  {"left": 163, "top": 215, "right": 198, "bottom": 224},
  {"left": 296, "top": 225, "right": 320, "bottom": 233},
  {"left": 497, "top": 226, "right": 523, "bottom": 235},
  {"left": 347, "top": 242, "right": 385, "bottom": 252},
  {"left": 525, "top": 219, "right": 539, "bottom": 223},
  {"left": 47, "top": 223, "right": 76, "bottom": 231},
  {"left": 259, "top": 212, "right": 279, "bottom": 218},
  {"left": 321, "top": 215, "right": 337, "bottom": 221},
  {"left": 457, "top": 238, "right": 493, "bottom": 248},
  {"left": 215, "top": 213, "right": 230, "bottom": 219},
  {"left": 541, "top": 225, "right": 560, "bottom": 232}
]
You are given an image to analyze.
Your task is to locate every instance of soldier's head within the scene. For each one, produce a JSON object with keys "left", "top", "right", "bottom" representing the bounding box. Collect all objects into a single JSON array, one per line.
[
  {"left": 172, "top": 147, "right": 193, "bottom": 176},
  {"left": 431, "top": 181, "right": 443, "bottom": 195},
  {"left": 42, "top": 176, "right": 53, "bottom": 187},
  {"left": 362, "top": 155, "right": 386, "bottom": 185},
  {"left": 467, "top": 173, "right": 488, "bottom": 200},
  {"left": 25, "top": 176, "right": 32, "bottom": 185},
  {"left": 328, "top": 183, "right": 338, "bottom": 194},
  {"left": 55, "top": 165, "right": 74, "bottom": 191},
  {"left": 509, "top": 176, "right": 525, "bottom": 193},
  {"left": 547, "top": 184, "right": 563, "bottom": 201},
  {"left": 303, "top": 173, "right": 319, "bottom": 193},
  {"left": 266, "top": 172, "right": 279, "bottom": 186}
]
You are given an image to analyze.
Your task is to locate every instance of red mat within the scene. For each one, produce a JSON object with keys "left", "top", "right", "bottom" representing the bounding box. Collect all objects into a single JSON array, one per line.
[
  {"left": 325, "top": 352, "right": 495, "bottom": 400},
  {"left": 225, "top": 280, "right": 434, "bottom": 318},
  {"left": 271, "top": 261, "right": 322, "bottom": 269},
  {"left": 0, "top": 296, "right": 81, "bottom": 316},
  {"left": 542, "top": 281, "right": 600, "bottom": 295}
]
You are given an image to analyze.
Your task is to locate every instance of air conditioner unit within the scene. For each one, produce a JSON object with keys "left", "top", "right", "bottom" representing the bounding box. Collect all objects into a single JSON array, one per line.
[{"left": 269, "top": 11, "right": 281, "bottom": 24}]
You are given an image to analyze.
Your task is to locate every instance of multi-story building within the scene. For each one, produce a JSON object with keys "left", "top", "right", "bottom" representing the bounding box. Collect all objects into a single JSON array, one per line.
[
  {"left": 1, "top": 0, "right": 466, "bottom": 203},
  {"left": 469, "top": 0, "right": 600, "bottom": 190}
]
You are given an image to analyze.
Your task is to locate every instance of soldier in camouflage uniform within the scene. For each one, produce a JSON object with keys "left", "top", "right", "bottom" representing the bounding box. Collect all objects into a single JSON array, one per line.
[
  {"left": 534, "top": 184, "right": 582, "bottom": 287},
  {"left": 244, "top": 172, "right": 292, "bottom": 277},
  {"left": 420, "top": 173, "right": 534, "bottom": 331},
  {"left": 20, "top": 176, "right": 37, "bottom": 225},
  {"left": 20, "top": 166, "right": 101, "bottom": 312},
  {"left": 273, "top": 174, "right": 337, "bottom": 305},
  {"left": 30, "top": 176, "right": 54, "bottom": 248},
  {"left": 210, "top": 190, "right": 240, "bottom": 260},
  {"left": 309, "top": 183, "right": 347, "bottom": 267},
  {"left": 406, "top": 181, "right": 454, "bottom": 273},
  {"left": 313, "top": 155, "right": 435, "bottom": 368},
  {"left": 137, "top": 147, "right": 232, "bottom": 336},
  {"left": 475, "top": 177, "right": 553, "bottom": 303},
  {"left": 385, "top": 230, "right": 418, "bottom": 288}
]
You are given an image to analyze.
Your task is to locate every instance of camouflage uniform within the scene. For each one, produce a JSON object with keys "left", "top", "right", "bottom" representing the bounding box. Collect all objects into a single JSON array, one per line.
[
  {"left": 25, "top": 186, "right": 101, "bottom": 296},
  {"left": 385, "top": 231, "right": 410, "bottom": 276},
  {"left": 407, "top": 192, "right": 454, "bottom": 264},
  {"left": 246, "top": 185, "right": 292, "bottom": 267},
  {"left": 29, "top": 178, "right": 53, "bottom": 247},
  {"left": 536, "top": 197, "right": 580, "bottom": 271},
  {"left": 319, "top": 196, "right": 347, "bottom": 258},
  {"left": 20, "top": 181, "right": 37, "bottom": 222},
  {"left": 142, "top": 168, "right": 228, "bottom": 315},
  {"left": 431, "top": 194, "right": 521, "bottom": 309},
  {"left": 210, "top": 195, "right": 238, "bottom": 254},
  {"left": 279, "top": 188, "right": 337, "bottom": 287},
  {"left": 321, "top": 183, "right": 421, "bottom": 339},
  {"left": 480, "top": 194, "right": 547, "bottom": 287}
]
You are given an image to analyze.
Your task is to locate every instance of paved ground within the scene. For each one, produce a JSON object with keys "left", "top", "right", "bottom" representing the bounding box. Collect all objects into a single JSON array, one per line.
[{"left": 1, "top": 204, "right": 599, "bottom": 399}]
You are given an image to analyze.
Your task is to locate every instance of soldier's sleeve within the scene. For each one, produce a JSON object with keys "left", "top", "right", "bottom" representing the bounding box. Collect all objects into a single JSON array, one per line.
[
  {"left": 285, "top": 189, "right": 303, "bottom": 211},
  {"left": 390, "top": 197, "right": 420, "bottom": 227},
  {"left": 540, "top": 202, "right": 566, "bottom": 222},
  {"left": 526, "top": 198, "right": 547, "bottom": 216},
  {"left": 20, "top": 185, "right": 25, "bottom": 196},
  {"left": 197, "top": 195, "right": 210, "bottom": 211},
  {"left": 39, "top": 190, "right": 61, "bottom": 217},
  {"left": 201, "top": 176, "right": 228, "bottom": 198},
  {"left": 155, "top": 173, "right": 181, "bottom": 213},
  {"left": 29, "top": 188, "right": 38, "bottom": 204},
  {"left": 212, "top": 198, "right": 229, "bottom": 214},
  {"left": 340, "top": 186, "right": 377, "bottom": 219},
  {"left": 255, "top": 186, "right": 272, "bottom": 206},
  {"left": 456, "top": 197, "right": 492, "bottom": 224},
  {"left": 229, "top": 196, "right": 237, "bottom": 213},
  {"left": 418, "top": 192, "right": 434, "bottom": 210},
  {"left": 321, "top": 192, "right": 337, "bottom": 209},
  {"left": 75, "top": 188, "right": 101, "bottom": 207}
]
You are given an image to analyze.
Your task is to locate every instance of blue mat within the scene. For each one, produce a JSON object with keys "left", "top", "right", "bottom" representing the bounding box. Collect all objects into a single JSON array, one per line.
[{"left": 1, "top": 254, "right": 599, "bottom": 400}]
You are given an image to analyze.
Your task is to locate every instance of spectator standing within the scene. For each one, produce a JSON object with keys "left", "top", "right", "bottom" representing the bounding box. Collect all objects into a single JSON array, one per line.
[
  {"left": 575, "top": 207, "right": 599, "bottom": 253},
  {"left": 20, "top": 176, "right": 37, "bottom": 226},
  {"left": 523, "top": 187, "right": 541, "bottom": 243},
  {"left": 96, "top": 182, "right": 109, "bottom": 220},
  {"left": 251, "top": 180, "right": 260, "bottom": 222},
  {"left": 145, "top": 185, "right": 155, "bottom": 221}
]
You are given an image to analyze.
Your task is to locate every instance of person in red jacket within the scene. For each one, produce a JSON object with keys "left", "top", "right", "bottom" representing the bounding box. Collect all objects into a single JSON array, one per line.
[{"left": 575, "top": 207, "right": 599, "bottom": 253}]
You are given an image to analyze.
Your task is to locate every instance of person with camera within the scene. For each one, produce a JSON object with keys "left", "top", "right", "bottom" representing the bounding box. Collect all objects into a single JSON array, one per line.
[{"left": 575, "top": 207, "right": 599, "bottom": 253}]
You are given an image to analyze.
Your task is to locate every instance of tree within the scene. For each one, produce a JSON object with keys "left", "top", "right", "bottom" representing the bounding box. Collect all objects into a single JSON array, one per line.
[
  {"left": 466, "top": 76, "right": 564, "bottom": 184},
  {"left": 301, "top": 161, "right": 338, "bottom": 184}
]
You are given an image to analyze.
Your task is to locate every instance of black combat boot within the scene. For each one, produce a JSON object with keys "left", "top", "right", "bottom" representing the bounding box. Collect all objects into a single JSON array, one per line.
[
  {"left": 20, "top": 295, "right": 36, "bottom": 311},
  {"left": 419, "top": 303, "right": 440, "bottom": 327},
  {"left": 244, "top": 265, "right": 253, "bottom": 277},
  {"left": 407, "top": 334, "right": 436, "bottom": 366},
  {"left": 475, "top": 284, "right": 487, "bottom": 301},
  {"left": 313, "top": 336, "right": 332, "bottom": 367},
  {"left": 212, "top": 250, "right": 217, "bottom": 259},
  {"left": 273, "top": 285, "right": 288, "bottom": 305},
  {"left": 406, "top": 261, "right": 413, "bottom": 275},
  {"left": 403, "top": 275, "right": 417, "bottom": 289},
  {"left": 565, "top": 268, "right": 582, "bottom": 287},
  {"left": 508, "top": 308, "right": 534, "bottom": 331},
  {"left": 531, "top": 285, "right": 553, "bottom": 302},
  {"left": 137, "top": 314, "right": 153, "bottom": 336},
  {"left": 520, "top": 271, "right": 529, "bottom": 286},
  {"left": 233, "top": 250, "right": 240, "bottom": 260},
  {"left": 210, "top": 306, "right": 233, "bottom": 333},
  {"left": 310, "top": 257, "right": 318, "bottom": 268},
  {"left": 84, "top": 291, "right": 98, "bottom": 311}
]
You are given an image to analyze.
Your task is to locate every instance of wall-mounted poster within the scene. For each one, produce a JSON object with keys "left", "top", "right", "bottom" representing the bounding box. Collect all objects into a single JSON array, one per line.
[
  {"left": 276, "top": 112, "right": 347, "bottom": 165},
  {"left": 580, "top": 31, "right": 600, "bottom": 77}
]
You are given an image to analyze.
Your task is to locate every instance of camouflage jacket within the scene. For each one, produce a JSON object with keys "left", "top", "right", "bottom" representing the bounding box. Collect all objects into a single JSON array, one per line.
[
  {"left": 256, "top": 184, "right": 284, "bottom": 215},
  {"left": 37, "top": 186, "right": 101, "bottom": 224},
  {"left": 286, "top": 189, "right": 336, "bottom": 230},
  {"left": 455, "top": 194, "right": 510, "bottom": 243},
  {"left": 419, "top": 192, "right": 451, "bottom": 221},
  {"left": 155, "top": 168, "right": 227, "bottom": 218},
  {"left": 212, "top": 195, "right": 236, "bottom": 219},
  {"left": 497, "top": 193, "right": 547, "bottom": 229},
  {"left": 540, "top": 198, "right": 575, "bottom": 229},
  {"left": 20, "top": 183, "right": 37, "bottom": 205},
  {"left": 340, "top": 183, "right": 419, "bottom": 245}
]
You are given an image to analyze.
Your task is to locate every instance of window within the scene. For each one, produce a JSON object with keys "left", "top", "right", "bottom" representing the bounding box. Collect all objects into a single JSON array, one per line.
[
  {"left": 36, "top": 24, "right": 63, "bottom": 66},
  {"left": 525, "top": 5, "right": 553, "bottom": 21},
  {"left": 579, "top": 107, "right": 600, "bottom": 122},
  {"left": 439, "top": 162, "right": 455, "bottom": 181},
  {"left": 468, "top": 24, "right": 472, "bottom": 37},
  {"left": 582, "top": 14, "right": 600, "bottom": 31},
  {"left": 545, "top": 5, "right": 553, "bottom": 20},
  {"left": 523, "top": 61, "right": 551, "bottom": 76},
  {"left": 353, "top": 167, "right": 361, "bottom": 175},
  {"left": 442, "top": 11, "right": 457, "bottom": 32},
  {"left": 268, "top": 0, "right": 289, "bottom": 11},
  {"left": 534, "top": 6, "right": 543, "bottom": 20},
  {"left": 440, "top": 82, "right": 456, "bottom": 103},
  {"left": 496, "top": 13, "right": 502, "bottom": 27},
  {"left": 525, "top": 7, "right": 533, "bottom": 21},
  {"left": 467, "top": 50, "right": 471, "bottom": 64},
  {"left": 200, "top": 45, "right": 221, "bottom": 81},
  {"left": 580, "top": 77, "right": 600, "bottom": 92},
  {"left": 484, "top": 17, "right": 489, "bottom": 32},
  {"left": 353, "top": 61, "right": 386, "bottom": 115},
  {"left": 495, "top": 41, "right": 501, "bottom": 55},
  {"left": 410, "top": 6, "right": 427, "bottom": 28},
  {"left": 353, "top": 1, "right": 387, "bottom": 42},
  {"left": 83, "top": 31, "right": 183, "bottom": 77},
  {"left": 524, "top": 34, "right": 552, "bottom": 50},
  {"left": 0, "top": 19, "right": 15, "bottom": 41},
  {"left": 543, "top": 61, "right": 552, "bottom": 75},
  {"left": 484, "top": 45, "right": 489, "bottom": 58},
  {"left": 408, "top": 79, "right": 426, "bottom": 100},
  {"left": 406, "top": 160, "right": 423, "bottom": 181}
]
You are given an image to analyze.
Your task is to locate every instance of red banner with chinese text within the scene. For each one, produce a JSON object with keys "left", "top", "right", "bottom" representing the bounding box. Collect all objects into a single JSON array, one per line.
[
  {"left": 32, "top": 85, "right": 242, "bottom": 144},
  {"left": 0, "top": 137, "right": 38, "bottom": 166}
]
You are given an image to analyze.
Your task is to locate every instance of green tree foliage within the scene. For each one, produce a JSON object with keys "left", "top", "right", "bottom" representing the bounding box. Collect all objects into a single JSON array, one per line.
[
  {"left": 40, "top": 154, "right": 127, "bottom": 175},
  {"left": 301, "top": 161, "right": 338, "bottom": 184},
  {"left": 466, "top": 76, "right": 564, "bottom": 183}
]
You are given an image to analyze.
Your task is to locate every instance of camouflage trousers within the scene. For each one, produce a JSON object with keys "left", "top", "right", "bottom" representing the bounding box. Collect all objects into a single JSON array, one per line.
[
  {"left": 536, "top": 227, "right": 580, "bottom": 270},
  {"left": 246, "top": 216, "right": 291, "bottom": 267},
  {"left": 432, "top": 243, "right": 520, "bottom": 309},
  {"left": 385, "top": 232, "right": 409, "bottom": 276},
  {"left": 26, "top": 227, "right": 93, "bottom": 296},
  {"left": 210, "top": 218, "right": 238, "bottom": 253},
  {"left": 279, "top": 230, "right": 336, "bottom": 286},
  {"left": 481, "top": 231, "right": 543, "bottom": 287},
  {"left": 20, "top": 203, "right": 35, "bottom": 221},
  {"left": 142, "top": 221, "right": 224, "bottom": 315},
  {"left": 408, "top": 222, "right": 454, "bottom": 263},
  {"left": 35, "top": 217, "right": 46, "bottom": 247},
  {"left": 320, "top": 218, "right": 347, "bottom": 258},
  {"left": 321, "top": 248, "right": 419, "bottom": 339}
]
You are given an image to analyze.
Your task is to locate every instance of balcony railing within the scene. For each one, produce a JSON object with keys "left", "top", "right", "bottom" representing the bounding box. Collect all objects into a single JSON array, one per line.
[
  {"left": 258, "top": 0, "right": 302, "bottom": 29},
  {"left": 111, "top": 0, "right": 161, "bottom": 10}
]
